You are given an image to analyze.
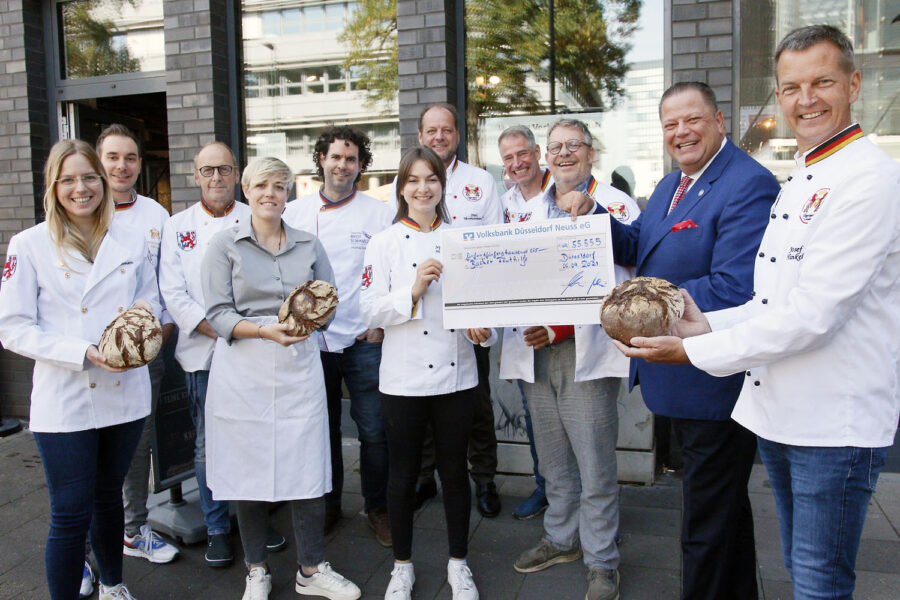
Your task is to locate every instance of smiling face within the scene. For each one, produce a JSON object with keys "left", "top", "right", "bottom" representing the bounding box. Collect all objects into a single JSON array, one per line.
[
  {"left": 660, "top": 89, "right": 726, "bottom": 175},
  {"left": 401, "top": 159, "right": 443, "bottom": 224},
  {"left": 193, "top": 143, "right": 239, "bottom": 213},
  {"left": 243, "top": 177, "right": 288, "bottom": 222},
  {"left": 98, "top": 134, "right": 141, "bottom": 201},
  {"left": 320, "top": 138, "right": 360, "bottom": 198},
  {"left": 775, "top": 41, "right": 860, "bottom": 154},
  {"left": 545, "top": 126, "right": 594, "bottom": 189},
  {"left": 56, "top": 153, "right": 106, "bottom": 229},
  {"left": 418, "top": 107, "right": 460, "bottom": 166},
  {"left": 499, "top": 134, "right": 542, "bottom": 188}
]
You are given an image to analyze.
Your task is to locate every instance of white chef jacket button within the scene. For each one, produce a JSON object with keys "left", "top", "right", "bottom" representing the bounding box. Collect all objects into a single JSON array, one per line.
[
  {"left": 81, "top": 307, "right": 88, "bottom": 313},
  {"left": 423, "top": 330, "right": 428, "bottom": 335},
  {"left": 751, "top": 291, "right": 756, "bottom": 297},
  {"left": 512, "top": 328, "right": 517, "bottom": 331},
  {"left": 450, "top": 362, "right": 455, "bottom": 366},
  {"left": 275, "top": 276, "right": 280, "bottom": 280},
  {"left": 89, "top": 383, "right": 96, "bottom": 389},
  {"left": 758, "top": 252, "right": 765, "bottom": 258},
  {"left": 115, "top": 381, "right": 121, "bottom": 386},
  {"left": 761, "top": 298, "right": 768, "bottom": 304},
  {"left": 770, "top": 257, "right": 776, "bottom": 263},
  {"left": 746, "top": 371, "right": 751, "bottom": 376},
  {"left": 64, "top": 272, "right": 70, "bottom": 279},
  {"left": 754, "top": 380, "right": 761, "bottom": 386},
  {"left": 770, "top": 213, "right": 776, "bottom": 219},
  {"left": 412, "top": 263, "right": 417, "bottom": 267},
  {"left": 405, "top": 234, "right": 410, "bottom": 239},
  {"left": 428, "top": 364, "right": 433, "bottom": 368},
  {"left": 450, "top": 329, "right": 455, "bottom": 332},
  {"left": 783, "top": 214, "right": 789, "bottom": 220},
  {"left": 120, "top": 268, "right": 125, "bottom": 274},
  {"left": 806, "top": 174, "right": 813, "bottom": 180},
  {"left": 787, "top": 176, "right": 793, "bottom": 181}
]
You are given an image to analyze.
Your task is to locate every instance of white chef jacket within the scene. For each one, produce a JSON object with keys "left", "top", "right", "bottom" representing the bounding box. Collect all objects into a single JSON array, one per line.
[
  {"left": 114, "top": 193, "right": 173, "bottom": 326},
  {"left": 501, "top": 169, "right": 553, "bottom": 223},
  {"left": 359, "top": 218, "right": 496, "bottom": 396},
  {"left": 0, "top": 220, "right": 160, "bottom": 432},
  {"left": 159, "top": 199, "right": 251, "bottom": 373},
  {"left": 684, "top": 127, "right": 900, "bottom": 448},
  {"left": 283, "top": 188, "right": 393, "bottom": 352},
  {"left": 389, "top": 157, "right": 504, "bottom": 227},
  {"left": 499, "top": 178, "right": 641, "bottom": 382}
]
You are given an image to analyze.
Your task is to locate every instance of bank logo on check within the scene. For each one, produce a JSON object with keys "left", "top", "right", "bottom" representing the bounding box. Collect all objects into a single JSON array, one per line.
[{"left": 463, "top": 232, "right": 475, "bottom": 241}]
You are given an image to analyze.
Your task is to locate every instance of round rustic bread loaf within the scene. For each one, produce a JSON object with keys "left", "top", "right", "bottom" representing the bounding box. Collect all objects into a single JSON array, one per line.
[
  {"left": 601, "top": 277, "right": 684, "bottom": 345},
  {"left": 278, "top": 280, "right": 339, "bottom": 337},
  {"left": 98, "top": 306, "right": 163, "bottom": 368}
]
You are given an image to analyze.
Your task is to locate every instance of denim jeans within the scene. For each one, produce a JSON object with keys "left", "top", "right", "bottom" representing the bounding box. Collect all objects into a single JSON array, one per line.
[
  {"left": 757, "top": 438, "right": 888, "bottom": 600},
  {"left": 516, "top": 380, "right": 545, "bottom": 491},
  {"left": 33, "top": 418, "right": 145, "bottom": 600},
  {"left": 185, "top": 369, "right": 231, "bottom": 536},
  {"left": 321, "top": 340, "right": 388, "bottom": 512}
]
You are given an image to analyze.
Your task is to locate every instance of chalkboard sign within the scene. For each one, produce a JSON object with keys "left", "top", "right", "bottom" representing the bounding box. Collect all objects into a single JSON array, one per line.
[{"left": 150, "top": 332, "right": 196, "bottom": 493}]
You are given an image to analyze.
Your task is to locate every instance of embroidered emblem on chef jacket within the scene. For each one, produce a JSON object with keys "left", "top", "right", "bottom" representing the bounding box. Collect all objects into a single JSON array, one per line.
[
  {"left": 799, "top": 188, "right": 829, "bottom": 224},
  {"left": 362, "top": 265, "right": 373, "bottom": 289},
  {"left": 504, "top": 209, "right": 533, "bottom": 223},
  {"left": 150, "top": 228, "right": 160, "bottom": 240},
  {"left": 2, "top": 256, "right": 16, "bottom": 282},
  {"left": 607, "top": 202, "right": 629, "bottom": 222},
  {"left": 177, "top": 231, "right": 197, "bottom": 251},
  {"left": 463, "top": 185, "right": 482, "bottom": 202}
]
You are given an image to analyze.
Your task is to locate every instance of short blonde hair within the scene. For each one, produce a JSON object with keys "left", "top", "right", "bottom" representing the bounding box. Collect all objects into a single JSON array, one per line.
[
  {"left": 241, "top": 156, "right": 294, "bottom": 194},
  {"left": 43, "top": 139, "right": 114, "bottom": 265}
]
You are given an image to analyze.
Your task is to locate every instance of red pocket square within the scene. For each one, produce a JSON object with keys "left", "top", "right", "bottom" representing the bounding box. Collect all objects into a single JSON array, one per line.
[{"left": 671, "top": 220, "right": 699, "bottom": 231}]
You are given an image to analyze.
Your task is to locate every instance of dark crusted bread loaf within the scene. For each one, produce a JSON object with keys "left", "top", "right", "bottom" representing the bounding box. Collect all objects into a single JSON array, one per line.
[
  {"left": 278, "top": 280, "right": 338, "bottom": 337},
  {"left": 601, "top": 277, "right": 684, "bottom": 345},
  {"left": 97, "top": 306, "right": 163, "bottom": 368}
]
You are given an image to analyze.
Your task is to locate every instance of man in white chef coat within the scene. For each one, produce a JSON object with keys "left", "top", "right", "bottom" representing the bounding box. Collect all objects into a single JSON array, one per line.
[
  {"left": 159, "top": 142, "right": 254, "bottom": 567},
  {"left": 618, "top": 25, "right": 900, "bottom": 600},
  {"left": 95, "top": 124, "right": 181, "bottom": 569},
  {"left": 505, "top": 118, "right": 640, "bottom": 600},
  {"left": 283, "top": 126, "right": 393, "bottom": 545},
  {"left": 389, "top": 103, "right": 505, "bottom": 517}
]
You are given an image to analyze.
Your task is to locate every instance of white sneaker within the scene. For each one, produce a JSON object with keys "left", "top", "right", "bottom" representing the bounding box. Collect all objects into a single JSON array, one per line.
[
  {"left": 241, "top": 567, "right": 271, "bottom": 600},
  {"left": 79, "top": 561, "right": 95, "bottom": 598},
  {"left": 384, "top": 563, "right": 415, "bottom": 599},
  {"left": 295, "top": 562, "right": 361, "bottom": 600},
  {"left": 123, "top": 524, "right": 179, "bottom": 564},
  {"left": 98, "top": 583, "right": 137, "bottom": 600},
  {"left": 447, "top": 561, "right": 479, "bottom": 600}
]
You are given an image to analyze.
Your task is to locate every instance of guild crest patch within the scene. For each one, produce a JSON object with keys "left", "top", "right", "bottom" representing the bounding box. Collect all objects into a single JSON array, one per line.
[
  {"left": 463, "top": 185, "right": 482, "bottom": 202},
  {"left": 177, "top": 231, "right": 197, "bottom": 251},
  {"left": 799, "top": 188, "right": 829, "bottom": 224},
  {"left": 362, "top": 265, "right": 373, "bottom": 289},
  {"left": 606, "top": 202, "right": 629, "bottom": 222},
  {"left": 2, "top": 256, "right": 17, "bottom": 282}
]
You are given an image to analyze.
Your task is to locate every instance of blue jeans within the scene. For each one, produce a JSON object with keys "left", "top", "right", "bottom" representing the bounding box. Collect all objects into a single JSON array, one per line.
[
  {"left": 33, "top": 418, "right": 145, "bottom": 600},
  {"left": 757, "top": 438, "right": 887, "bottom": 600},
  {"left": 185, "top": 369, "right": 230, "bottom": 536},
  {"left": 516, "top": 380, "right": 545, "bottom": 491},
  {"left": 321, "top": 340, "right": 388, "bottom": 511}
]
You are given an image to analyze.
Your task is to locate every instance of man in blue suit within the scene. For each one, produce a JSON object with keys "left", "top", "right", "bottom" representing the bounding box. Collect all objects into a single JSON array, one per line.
[{"left": 603, "top": 82, "right": 780, "bottom": 600}]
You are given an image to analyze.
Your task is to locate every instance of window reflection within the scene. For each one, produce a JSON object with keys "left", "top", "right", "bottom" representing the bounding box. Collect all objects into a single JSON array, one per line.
[{"left": 59, "top": 0, "right": 164, "bottom": 79}]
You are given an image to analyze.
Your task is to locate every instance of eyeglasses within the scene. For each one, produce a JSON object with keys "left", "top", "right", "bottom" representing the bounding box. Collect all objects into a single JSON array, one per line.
[
  {"left": 198, "top": 165, "right": 235, "bottom": 177},
  {"left": 56, "top": 174, "right": 102, "bottom": 187},
  {"left": 546, "top": 140, "right": 591, "bottom": 155}
]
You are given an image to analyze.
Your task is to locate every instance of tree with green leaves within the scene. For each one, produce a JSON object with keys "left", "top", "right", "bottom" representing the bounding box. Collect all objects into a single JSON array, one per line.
[{"left": 61, "top": 0, "right": 141, "bottom": 79}]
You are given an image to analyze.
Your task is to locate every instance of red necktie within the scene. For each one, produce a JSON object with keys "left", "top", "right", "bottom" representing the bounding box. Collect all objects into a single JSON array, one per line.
[{"left": 668, "top": 175, "right": 691, "bottom": 215}]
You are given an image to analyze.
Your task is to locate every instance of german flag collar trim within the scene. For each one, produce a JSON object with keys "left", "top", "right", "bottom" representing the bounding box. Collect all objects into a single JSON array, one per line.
[
  {"left": 115, "top": 190, "right": 138, "bottom": 211},
  {"left": 319, "top": 186, "right": 357, "bottom": 211},
  {"left": 540, "top": 169, "right": 551, "bottom": 192},
  {"left": 200, "top": 198, "right": 236, "bottom": 217},
  {"left": 805, "top": 124, "right": 863, "bottom": 167},
  {"left": 585, "top": 176, "right": 598, "bottom": 196},
  {"left": 400, "top": 215, "right": 442, "bottom": 231}
]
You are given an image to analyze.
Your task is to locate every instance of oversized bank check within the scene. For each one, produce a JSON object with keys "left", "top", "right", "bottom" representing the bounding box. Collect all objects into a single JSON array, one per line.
[{"left": 441, "top": 214, "right": 615, "bottom": 328}]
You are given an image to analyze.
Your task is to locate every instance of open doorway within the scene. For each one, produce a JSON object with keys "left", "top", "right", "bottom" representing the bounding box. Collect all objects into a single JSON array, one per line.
[{"left": 66, "top": 92, "right": 171, "bottom": 212}]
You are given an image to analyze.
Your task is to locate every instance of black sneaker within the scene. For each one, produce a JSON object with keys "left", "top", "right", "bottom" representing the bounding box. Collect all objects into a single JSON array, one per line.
[
  {"left": 205, "top": 533, "right": 233, "bottom": 567},
  {"left": 266, "top": 527, "right": 287, "bottom": 552}
]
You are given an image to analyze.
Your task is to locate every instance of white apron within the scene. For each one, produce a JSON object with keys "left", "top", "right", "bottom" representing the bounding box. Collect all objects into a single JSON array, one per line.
[{"left": 206, "top": 316, "right": 331, "bottom": 501}]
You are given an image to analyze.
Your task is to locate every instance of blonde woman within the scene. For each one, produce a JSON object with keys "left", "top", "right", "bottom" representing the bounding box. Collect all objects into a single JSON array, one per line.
[
  {"left": 201, "top": 157, "right": 360, "bottom": 600},
  {"left": 0, "top": 139, "right": 160, "bottom": 600}
]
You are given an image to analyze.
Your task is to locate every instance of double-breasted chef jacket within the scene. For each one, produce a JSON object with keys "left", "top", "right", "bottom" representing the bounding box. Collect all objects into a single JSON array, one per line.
[
  {"left": 159, "top": 199, "right": 251, "bottom": 373},
  {"left": 684, "top": 125, "right": 900, "bottom": 448},
  {"left": 201, "top": 219, "right": 335, "bottom": 501},
  {"left": 499, "top": 177, "right": 641, "bottom": 383},
  {"left": 501, "top": 169, "right": 553, "bottom": 223},
  {"left": 360, "top": 217, "right": 496, "bottom": 397},
  {"left": 389, "top": 158, "right": 504, "bottom": 227},
  {"left": 0, "top": 220, "right": 161, "bottom": 432},
  {"left": 283, "top": 187, "right": 393, "bottom": 352}
]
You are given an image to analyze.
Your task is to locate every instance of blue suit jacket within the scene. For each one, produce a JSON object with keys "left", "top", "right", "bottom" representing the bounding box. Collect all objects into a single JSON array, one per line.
[{"left": 608, "top": 139, "right": 780, "bottom": 420}]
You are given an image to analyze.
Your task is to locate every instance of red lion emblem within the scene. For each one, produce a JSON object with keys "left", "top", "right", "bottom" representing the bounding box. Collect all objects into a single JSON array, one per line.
[
  {"left": 177, "top": 231, "right": 197, "bottom": 251},
  {"left": 361, "top": 265, "right": 373, "bottom": 289},
  {"left": 2, "top": 255, "right": 16, "bottom": 282}
]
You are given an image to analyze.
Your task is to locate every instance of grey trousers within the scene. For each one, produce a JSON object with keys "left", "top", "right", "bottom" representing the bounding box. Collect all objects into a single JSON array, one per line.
[
  {"left": 522, "top": 339, "right": 621, "bottom": 570},
  {"left": 235, "top": 498, "right": 325, "bottom": 567},
  {"left": 121, "top": 355, "right": 165, "bottom": 536}
]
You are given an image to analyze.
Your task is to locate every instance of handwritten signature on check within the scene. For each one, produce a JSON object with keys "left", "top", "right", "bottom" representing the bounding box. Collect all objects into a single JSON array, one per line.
[{"left": 560, "top": 271, "right": 608, "bottom": 296}]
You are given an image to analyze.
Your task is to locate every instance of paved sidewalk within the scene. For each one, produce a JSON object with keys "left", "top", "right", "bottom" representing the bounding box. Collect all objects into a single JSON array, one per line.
[{"left": 1, "top": 429, "right": 898, "bottom": 599}]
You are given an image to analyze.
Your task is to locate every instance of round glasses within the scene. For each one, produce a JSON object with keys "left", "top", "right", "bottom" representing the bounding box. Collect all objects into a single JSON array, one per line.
[
  {"left": 198, "top": 165, "right": 235, "bottom": 177},
  {"left": 546, "top": 140, "right": 591, "bottom": 155}
]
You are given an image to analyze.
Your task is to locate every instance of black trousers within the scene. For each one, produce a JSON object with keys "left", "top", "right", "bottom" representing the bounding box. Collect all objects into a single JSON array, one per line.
[
  {"left": 672, "top": 417, "right": 758, "bottom": 600},
  {"left": 418, "top": 344, "right": 498, "bottom": 485},
  {"left": 382, "top": 389, "right": 476, "bottom": 561}
]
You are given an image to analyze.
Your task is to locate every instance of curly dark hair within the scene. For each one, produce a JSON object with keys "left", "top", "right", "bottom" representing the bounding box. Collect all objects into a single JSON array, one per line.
[{"left": 312, "top": 126, "right": 373, "bottom": 182}]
